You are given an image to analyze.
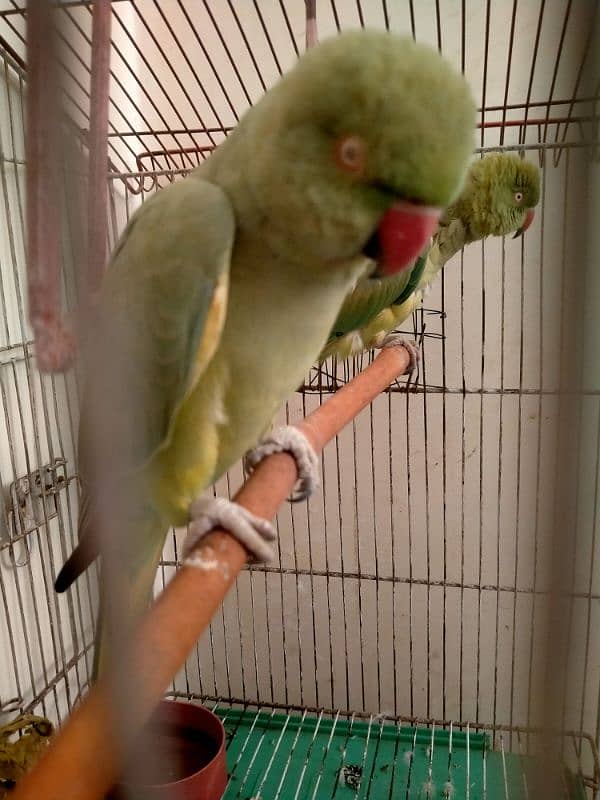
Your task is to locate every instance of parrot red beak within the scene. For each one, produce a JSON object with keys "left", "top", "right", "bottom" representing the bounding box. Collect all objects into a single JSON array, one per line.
[
  {"left": 512, "top": 208, "right": 535, "bottom": 239},
  {"left": 369, "top": 201, "right": 442, "bottom": 277}
]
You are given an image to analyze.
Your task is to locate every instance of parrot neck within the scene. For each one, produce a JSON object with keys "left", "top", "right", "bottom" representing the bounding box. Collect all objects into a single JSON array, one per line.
[
  {"left": 227, "top": 235, "right": 369, "bottom": 370},
  {"left": 435, "top": 217, "right": 468, "bottom": 265}
]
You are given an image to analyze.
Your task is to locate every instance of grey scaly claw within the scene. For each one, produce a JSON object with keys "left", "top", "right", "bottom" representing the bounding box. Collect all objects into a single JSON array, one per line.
[
  {"left": 184, "top": 496, "right": 277, "bottom": 564},
  {"left": 244, "top": 425, "right": 320, "bottom": 503},
  {"left": 377, "top": 335, "right": 420, "bottom": 374}
]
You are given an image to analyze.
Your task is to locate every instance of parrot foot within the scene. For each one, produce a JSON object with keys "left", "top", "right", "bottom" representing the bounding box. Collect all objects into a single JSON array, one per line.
[
  {"left": 244, "top": 425, "right": 319, "bottom": 503},
  {"left": 184, "top": 496, "right": 277, "bottom": 564},
  {"left": 377, "top": 335, "right": 420, "bottom": 373}
]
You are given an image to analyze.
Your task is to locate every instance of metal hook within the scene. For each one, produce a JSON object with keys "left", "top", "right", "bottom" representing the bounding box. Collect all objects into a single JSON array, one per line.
[{"left": 1, "top": 515, "right": 32, "bottom": 569}]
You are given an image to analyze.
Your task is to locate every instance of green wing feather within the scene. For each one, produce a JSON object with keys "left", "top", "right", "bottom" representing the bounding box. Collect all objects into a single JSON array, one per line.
[
  {"left": 55, "top": 176, "right": 235, "bottom": 592},
  {"left": 319, "top": 217, "right": 468, "bottom": 362},
  {"left": 98, "top": 176, "right": 234, "bottom": 467},
  {"left": 327, "top": 258, "right": 419, "bottom": 340}
]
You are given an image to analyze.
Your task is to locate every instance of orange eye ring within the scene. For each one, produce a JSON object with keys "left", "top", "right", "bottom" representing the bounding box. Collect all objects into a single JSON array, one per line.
[{"left": 335, "top": 135, "right": 367, "bottom": 174}]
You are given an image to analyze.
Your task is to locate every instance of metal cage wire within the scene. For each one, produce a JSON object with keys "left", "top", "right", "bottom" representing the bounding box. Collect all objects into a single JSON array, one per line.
[{"left": 0, "top": 1, "right": 599, "bottom": 797}]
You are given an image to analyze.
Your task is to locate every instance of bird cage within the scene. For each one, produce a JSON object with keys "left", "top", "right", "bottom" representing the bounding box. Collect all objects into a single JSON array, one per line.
[{"left": 0, "top": 1, "right": 599, "bottom": 798}]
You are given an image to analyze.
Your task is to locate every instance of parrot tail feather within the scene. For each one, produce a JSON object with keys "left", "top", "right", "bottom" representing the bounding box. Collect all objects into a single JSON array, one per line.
[
  {"left": 92, "top": 519, "right": 167, "bottom": 682},
  {"left": 54, "top": 536, "right": 98, "bottom": 593}
]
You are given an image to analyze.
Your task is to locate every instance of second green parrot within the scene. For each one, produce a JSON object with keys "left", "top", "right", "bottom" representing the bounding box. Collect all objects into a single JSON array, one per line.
[{"left": 320, "top": 152, "right": 540, "bottom": 361}]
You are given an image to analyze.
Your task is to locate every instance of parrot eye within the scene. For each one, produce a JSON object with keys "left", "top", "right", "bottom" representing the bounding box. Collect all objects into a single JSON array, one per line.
[
  {"left": 335, "top": 135, "right": 367, "bottom": 175},
  {"left": 514, "top": 191, "right": 523, "bottom": 203}
]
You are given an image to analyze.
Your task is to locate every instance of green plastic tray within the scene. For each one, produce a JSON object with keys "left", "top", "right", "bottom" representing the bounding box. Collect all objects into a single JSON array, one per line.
[{"left": 216, "top": 709, "right": 586, "bottom": 799}]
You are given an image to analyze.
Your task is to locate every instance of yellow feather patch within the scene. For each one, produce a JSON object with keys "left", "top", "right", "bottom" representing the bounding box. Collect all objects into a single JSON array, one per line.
[{"left": 187, "top": 273, "right": 229, "bottom": 396}]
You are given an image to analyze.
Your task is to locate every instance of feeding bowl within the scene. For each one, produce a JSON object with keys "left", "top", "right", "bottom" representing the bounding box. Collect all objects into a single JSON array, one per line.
[{"left": 106, "top": 700, "right": 227, "bottom": 800}]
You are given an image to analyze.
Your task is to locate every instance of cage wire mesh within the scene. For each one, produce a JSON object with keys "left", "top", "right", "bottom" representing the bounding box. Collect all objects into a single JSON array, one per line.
[{"left": 0, "top": 0, "right": 600, "bottom": 797}]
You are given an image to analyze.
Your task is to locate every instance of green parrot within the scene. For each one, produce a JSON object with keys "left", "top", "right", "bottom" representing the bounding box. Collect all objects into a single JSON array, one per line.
[
  {"left": 53, "top": 30, "right": 476, "bottom": 674},
  {"left": 319, "top": 152, "right": 540, "bottom": 361}
]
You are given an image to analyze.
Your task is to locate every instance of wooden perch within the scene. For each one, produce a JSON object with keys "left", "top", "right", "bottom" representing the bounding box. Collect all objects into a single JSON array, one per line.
[
  {"left": 12, "top": 345, "right": 411, "bottom": 800},
  {"left": 86, "top": 0, "right": 112, "bottom": 294},
  {"left": 25, "top": 0, "right": 72, "bottom": 373},
  {"left": 305, "top": 0, "right": 318, "bottom": 49},
  {"left": 26, "top": 0, "right": 112, "bottom": 372}
]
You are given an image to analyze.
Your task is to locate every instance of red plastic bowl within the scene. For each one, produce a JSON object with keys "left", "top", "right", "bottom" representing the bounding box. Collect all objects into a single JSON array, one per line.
[{"left": 106, "top": 700, "right": 227, "bottom": 800}]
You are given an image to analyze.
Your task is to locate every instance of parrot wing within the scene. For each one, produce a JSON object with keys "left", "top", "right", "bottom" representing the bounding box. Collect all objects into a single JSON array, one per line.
[
  {"left": 319, "top": 217, "right": 468, "bottom": 362},
  {"left": 319, "top": 252, "right": 428, "bottom": 362},
  {"left": 364, "top": 216, "right": 470, "bottom": 341},
  {"left": 98, "top": 175, "right": 235, "bottom": 467},
  {"left": 364, "top": 217, "right": 469, "bottom": 338},
  {"left": 327, "top": 259, "right": 418, "bottom": 341},
  {"left": 54, "top": 176, "right": 235, "bottom": 593}
]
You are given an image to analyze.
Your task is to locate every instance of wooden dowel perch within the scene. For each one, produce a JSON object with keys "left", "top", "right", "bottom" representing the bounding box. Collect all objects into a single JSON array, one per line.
[
  {"left": 305, "top": 0, "right": 318, "bottom": 49},
  {"left": 86, "top": 0, "right": 112, "bottom": 295},
  {"left": 26, "top": 0, "right": 72, "bottom": 373},
  {"left": 26, "top": 0, "right": 112, "bottom": 372},
  {"left": 13, "top": 345, "right": 410, "bottom": 800}
]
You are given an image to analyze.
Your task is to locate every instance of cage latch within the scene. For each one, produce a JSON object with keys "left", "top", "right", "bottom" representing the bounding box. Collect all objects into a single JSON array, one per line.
[{"left": 7, "top": 458, "right": 69, "bottom": 540}]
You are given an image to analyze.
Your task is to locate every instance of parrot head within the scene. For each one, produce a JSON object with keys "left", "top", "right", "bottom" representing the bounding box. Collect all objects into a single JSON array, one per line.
[
  {"left": 446, "top": 152, "right": 540, "bottom": 241},
  {"left": 242, "top": 30, "right": 476, "bottom": 277}
]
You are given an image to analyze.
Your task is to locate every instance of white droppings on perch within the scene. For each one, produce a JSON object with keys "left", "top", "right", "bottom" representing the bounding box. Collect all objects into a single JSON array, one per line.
[{"left": 184, "top": 550, "right": 220, "bottom": 572}]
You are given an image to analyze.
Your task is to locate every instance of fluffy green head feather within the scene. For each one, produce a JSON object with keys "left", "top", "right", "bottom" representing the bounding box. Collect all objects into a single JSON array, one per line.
[
  {"left": 445, "top": 152, "right": 540, "bottom": 240},
  {"left": 230, "top": 30, "right": 476, "bottom": 263}
]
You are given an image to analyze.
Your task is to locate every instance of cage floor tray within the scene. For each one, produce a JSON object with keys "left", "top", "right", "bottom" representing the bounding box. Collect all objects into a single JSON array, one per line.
[{"left": 217, "top": 709, "right": 585, "bottom": 799}]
